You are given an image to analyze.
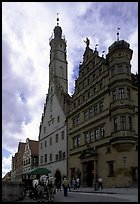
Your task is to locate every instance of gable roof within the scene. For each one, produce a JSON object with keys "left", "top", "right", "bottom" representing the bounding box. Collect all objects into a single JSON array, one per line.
[{"left": 28, "top": 139, "right": 39, "bottom": 155}]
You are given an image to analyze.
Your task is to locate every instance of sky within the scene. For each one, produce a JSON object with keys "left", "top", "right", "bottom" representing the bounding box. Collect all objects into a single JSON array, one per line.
[{"left": 2, "top": 2, "right": 138, "bottom": 178}]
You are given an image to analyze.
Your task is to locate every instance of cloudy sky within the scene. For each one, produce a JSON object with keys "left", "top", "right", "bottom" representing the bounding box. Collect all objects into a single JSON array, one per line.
[{"left": 2, "top": 2, "right": 138, "bottom": 177}]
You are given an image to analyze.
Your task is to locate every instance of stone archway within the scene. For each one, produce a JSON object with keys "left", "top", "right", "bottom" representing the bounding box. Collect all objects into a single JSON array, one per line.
[{"left": 55, "top": 170, "right": 62, "bottom": 189}]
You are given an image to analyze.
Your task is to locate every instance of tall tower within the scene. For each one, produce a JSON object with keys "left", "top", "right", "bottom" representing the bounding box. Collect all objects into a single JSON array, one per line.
[
  {"left": 39, "top": 16, "right": 69, "bottom": 182},
  {"left": 49, "top": 16, "right": 68, "bottom": 95}
]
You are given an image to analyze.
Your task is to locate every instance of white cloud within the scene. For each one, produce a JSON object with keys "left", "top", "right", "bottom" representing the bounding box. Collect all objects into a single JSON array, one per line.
[
  {"left": 2, "top": 2, "right": 138, "bottom": 177},
  {"left": 2, "top": 154, "right": 13, "bottom": 178}
]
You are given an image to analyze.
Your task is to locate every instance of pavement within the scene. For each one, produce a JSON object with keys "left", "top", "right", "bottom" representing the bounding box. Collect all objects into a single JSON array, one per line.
[
  {"left": 17, "top": 185, "right": 138, "bottom": 202},
  {"left": 71, "top": 186, "right": 138, "bottom": 195}
]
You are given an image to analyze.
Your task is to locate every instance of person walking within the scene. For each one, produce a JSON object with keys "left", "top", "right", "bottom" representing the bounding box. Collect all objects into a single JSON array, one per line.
[
  {"left": 98, "top": 177, "right": 103, "bottom": 189},
  {"left": 72, "top": 178, "right": 76, "bottom": 190},
  {"left": 62, "top": 177, "right": 69, "bottom": 196}
]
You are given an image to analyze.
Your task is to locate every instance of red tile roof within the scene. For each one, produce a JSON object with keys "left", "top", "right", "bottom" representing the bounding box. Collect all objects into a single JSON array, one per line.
[{"left": 29, "top": 139, "right": 39, "bottom": 155}]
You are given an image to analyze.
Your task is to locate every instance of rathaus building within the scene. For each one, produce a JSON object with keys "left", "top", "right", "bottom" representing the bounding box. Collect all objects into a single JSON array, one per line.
[
  {"left": 39, "top": 18, "right": 138, "bottom": 188},
  {"left": 38, "top": 18, "right": 70, "bottom": 185},
  {"left": 67, "top": 37, "right": 138, "bottom": 187}
]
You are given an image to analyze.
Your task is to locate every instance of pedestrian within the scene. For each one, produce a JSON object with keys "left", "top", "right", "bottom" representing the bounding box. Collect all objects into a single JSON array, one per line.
[
  {"left": 76, "top": 177, "right": 80, "bottom": 188},
  {"left": 98, "top": 177, "right": 103, "bottom": 189},
  {"left": 62, "top": 177, "right": 69, "bottom": 196},
  {"left": 72, "top": 178, "right": 76, "bottom": 190}
]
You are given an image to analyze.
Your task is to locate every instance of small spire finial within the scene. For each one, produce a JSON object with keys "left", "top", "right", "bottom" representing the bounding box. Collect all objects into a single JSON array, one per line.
[
  {"left": 95, "top": 44, "right": 98, "bottom": 51},
  {"left": 57, "top": 12, "right": 59, "bottom": 26},
  {"left": 102, "top": 50, "right": 105, "bottom": 58},
  {"left": 117, "top": 27, "right": 120, "bottom": 41}
]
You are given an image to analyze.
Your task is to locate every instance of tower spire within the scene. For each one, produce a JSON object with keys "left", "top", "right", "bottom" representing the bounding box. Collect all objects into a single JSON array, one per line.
[
  {"left": 57, "top": 13, "right": 59, "bottom": 26},
  {"left": 117, "top": 27, "right": 120, "bottom": 41}
]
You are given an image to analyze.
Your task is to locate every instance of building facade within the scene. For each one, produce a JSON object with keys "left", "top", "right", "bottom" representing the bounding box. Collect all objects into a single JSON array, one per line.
[
  {"left": 38, "top": 18, "right": 70, "bottom": 184},
  {"left": 67, "top": 39, "right": 138, "bottom": 187},
  {"left": 11, "top": 153, "right": 17, "bottom": 182},
  {"left": 23, "top": 138, "right": 39, "bottom": 174},
  {"left": 15, "top": 142, "right": 26, "bottom": 182}
]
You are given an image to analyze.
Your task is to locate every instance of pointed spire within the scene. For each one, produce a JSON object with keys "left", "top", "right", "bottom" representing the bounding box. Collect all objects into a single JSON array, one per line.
[
  {"left": 117, "top": 27, "right": 120, "bottom": 41},
  {"left": 95, "top": 44, "right": 98, "bottom": 51},
  {"left": 57, "top": 12, "right": 59, "bottom": 26},
  {"left": 102, "top": 50, "right": 105, "bottom": 58},
  {"left": 53, "top": 13, "right": 62, "bottom": 38}
]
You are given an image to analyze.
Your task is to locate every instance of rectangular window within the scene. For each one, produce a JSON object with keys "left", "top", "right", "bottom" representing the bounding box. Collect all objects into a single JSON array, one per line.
[
  {"left": 73, "top": 118, "right": 76, "bottom": 126},
  {"left": 59, "top": 151, "right": 62, "bottom": 160},
  {"left": 45, "top": 154, "right": 47, "bottom": 163},
  {"left": 90, "top": 130, "right": 94, "bottom": 142},
  {"left": 43, "top": 126, "right": 46, "bottom": 134},
  {"left": 77, "top": 115, "right": 80, "bottom": 124},
  {"left": 95, "top": 128, "right": 99, "bottom": 140},
  {"left": 50, "top": 137, "right": 52, "bottom": 145},
  {"left": 77, "top": 135, "right": 80, "bottom": 146},
  {"left": 50, "top": 154, "right": 52, "bottom": 161},
  {"left": 40, "top": 155, "right": 43, "bottom": 164},
  {"left": 127, "top": 88, "right": 130, "bottom": 99},
  {"left": 108, "top": 161, "right": 114, "bottom": 177},
  {"left": 41, "top": 142, "right": 42, "bottom": 149},
  {"left": 61, "top": 131, "right": 65, "bottom": 140},
  {"left": 57, "top": 116, "right": 60, "bottom": 122},
  {"left": 100, "top": 83, "right": 102, "bottom": 89},
  {"left": 119, "top": 88, "right": 125, "bottom": 99},
  {"left": 73, "top": 135, "right": 80, "bottom": 148},
  {"left": 100, "top": 127, "right": 105, "bottom": 138},
  {"left": 63, "top": 152, "right": 65, "bottom": 159},
  {"left": 112, "top": 90, "right": 116, "bottom": 101},
  {"left": 99, "top": 101, "right": 103, "bottom": 112},
  {"left": 56, "top": 134, "right": 58, "bottom": 143},
  {"left": 129, "top": 116, "right": 132, "bottom": 130},
  {"left": 120, "top": 116, "right": 126, "bottom": 130},
  {"left": 85, "top": 132, "right": 89, "bottom": 143},
  {"left": 114, "top": 118, "right": 118, "bottom": 131},
  {"left": 84, "top": 111, "right": 88, "bottom": 120},
  {"left": 45, "top": 140, "right": 47, "bottom": 147},
  {"left": 89, "top": 108, "right": 93, "bottom": 118},
  {"left": 94, "top": 105, "right": 97, "bottom": 115}
]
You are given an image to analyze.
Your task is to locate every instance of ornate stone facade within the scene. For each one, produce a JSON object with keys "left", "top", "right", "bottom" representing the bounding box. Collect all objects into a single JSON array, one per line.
[{"left": 67, "top": 39, "right": 138, "bottom": 187}]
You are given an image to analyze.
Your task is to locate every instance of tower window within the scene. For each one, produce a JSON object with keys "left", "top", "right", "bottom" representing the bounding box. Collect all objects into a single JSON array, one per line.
[
  {"left": 129, "top": 116, "right": 132, "bottom": 130},
  {"left": 112, "top": 89, "right": 116, "bottom": 101},
  {"left": 56, "top": 134, "right": 58, "bottom": 143},
  {"left": 50, "top": 137, "right": 52, "bottom": 145},
  {"left": 61, "top": 131, "right": 65, "bottom": 140},
  {"left": 114, "top": 117, "right": 118, "bottom": 131},
  {"left": 120, "top": 116, "right": 126, "bottom": 130},
  {"left": 119, "top": 88, "right": 125, "bottom": 99}
]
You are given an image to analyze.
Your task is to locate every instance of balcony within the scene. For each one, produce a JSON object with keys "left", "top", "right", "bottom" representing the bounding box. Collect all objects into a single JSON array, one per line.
[{"left": 110, "top": 130, "right": 137, "bottom": 151}]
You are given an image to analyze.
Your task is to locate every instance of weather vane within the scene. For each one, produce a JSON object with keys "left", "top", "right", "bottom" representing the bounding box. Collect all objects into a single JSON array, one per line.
[{"left": 84, "top": 37, "right": 90, "bottom": 47}]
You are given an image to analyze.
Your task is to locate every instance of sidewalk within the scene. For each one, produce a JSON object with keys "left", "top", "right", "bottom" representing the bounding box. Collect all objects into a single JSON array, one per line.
[{"left": 71, "top": 186, "right": 138, "bottom": 195}]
